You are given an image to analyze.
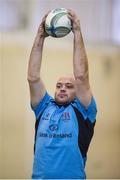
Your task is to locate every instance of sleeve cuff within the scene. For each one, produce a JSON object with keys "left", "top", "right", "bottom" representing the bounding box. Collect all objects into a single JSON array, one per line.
[
  {"left": 31, "top": 92, "right": 52, "bottom": 119},
  {"left": 74, "top": 97, "right": 97, "bottom": 122}
]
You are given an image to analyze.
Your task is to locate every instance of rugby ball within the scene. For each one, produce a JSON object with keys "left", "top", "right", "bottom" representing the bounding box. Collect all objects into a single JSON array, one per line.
[{"left": 45, "top": 8, "right": 72, "bottom": 38}]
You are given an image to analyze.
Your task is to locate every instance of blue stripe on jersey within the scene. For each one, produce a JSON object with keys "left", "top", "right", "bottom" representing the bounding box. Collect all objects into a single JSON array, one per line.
[{"left": 31, "top": 92, "right": 97, "bottom": 179}]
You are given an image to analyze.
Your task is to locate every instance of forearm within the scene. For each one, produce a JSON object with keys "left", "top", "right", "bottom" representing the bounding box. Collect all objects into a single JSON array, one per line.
[
  {"left": 28, "top": 34, "right": 45, "bottom": 82},
  {"left": 28, "top": 12, "right": 49, "bottom": 82},
  {"left": 73, "top": 29, "right": 89, "bottom": 81}
]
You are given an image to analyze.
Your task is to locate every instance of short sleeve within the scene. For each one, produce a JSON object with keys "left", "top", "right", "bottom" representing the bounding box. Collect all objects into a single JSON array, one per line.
[
  {"left": 72, "top": 96, "right": 97, "bottom": 123},
  {"left": 31, "top": 92, "right": 53, "bottom": 119}
]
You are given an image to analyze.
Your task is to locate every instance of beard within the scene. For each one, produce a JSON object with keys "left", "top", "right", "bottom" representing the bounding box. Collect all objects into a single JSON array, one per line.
[
  {"left": 55, "top": 94, "right": 68, "bottom": 105},
  {"left": 54, "top": 93, "right": 74, "bottom": 106}
]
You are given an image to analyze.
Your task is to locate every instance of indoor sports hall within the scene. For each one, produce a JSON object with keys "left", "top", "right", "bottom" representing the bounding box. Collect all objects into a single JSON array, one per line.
[{"left": 0, "top": 0, "right": 120, "bottom": 179}]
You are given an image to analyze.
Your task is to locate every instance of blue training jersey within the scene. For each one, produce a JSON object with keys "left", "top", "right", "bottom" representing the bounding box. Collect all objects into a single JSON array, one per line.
[{"left": 31, "top": 92, "right": 97, "bottom": 179}]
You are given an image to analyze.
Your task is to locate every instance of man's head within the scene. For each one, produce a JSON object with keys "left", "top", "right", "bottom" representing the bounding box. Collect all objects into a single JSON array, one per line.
[{"left": 55, "top": 76, "right": 76, "bottom": 105}]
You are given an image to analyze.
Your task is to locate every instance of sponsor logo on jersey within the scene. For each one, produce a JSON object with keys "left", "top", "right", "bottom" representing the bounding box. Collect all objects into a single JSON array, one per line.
[
  {"left": 49, "top": 124, "right": 58, "bottom": 131},
  {"left": 61, "top": 112, "right": 70, "bottom": 122}
]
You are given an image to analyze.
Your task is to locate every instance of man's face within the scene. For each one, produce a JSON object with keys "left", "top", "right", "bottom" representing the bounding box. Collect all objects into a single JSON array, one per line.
[{"left": 55, "top": 77, "right": 76, "bottom": 105}]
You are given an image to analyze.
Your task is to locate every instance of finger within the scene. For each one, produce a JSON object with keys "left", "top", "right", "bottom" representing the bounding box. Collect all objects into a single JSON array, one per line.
[
  {"left": 67, "top": 9, "right": 75, "bottom": 15},
  {"left": 44, "top": 10, "right": 51, "bottom": 17},
  {"left": 67, "top": 9, "right": 73, "bottom": 12},
  {"left": 67, "top": 14, "right": 73, "bottom": 21},
  {"left": 42, "top": 10, "right": 51, "bottom": 22},
  {"left": 68, "top": 10, "right": 78, "bottom": 19}
]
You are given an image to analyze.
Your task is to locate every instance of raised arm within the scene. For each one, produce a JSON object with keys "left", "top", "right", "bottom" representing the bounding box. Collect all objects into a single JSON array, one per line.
[
  {"left": 68, "top": 10, "right": 92, "bottom": 108},
  {"left": 27, "top": 13, "right": 49, "bottom": 107}
]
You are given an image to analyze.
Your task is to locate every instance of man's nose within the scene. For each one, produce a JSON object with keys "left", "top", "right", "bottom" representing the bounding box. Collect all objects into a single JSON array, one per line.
[{"left": 60, "top": 86, "right": 66, "bottom": 91}]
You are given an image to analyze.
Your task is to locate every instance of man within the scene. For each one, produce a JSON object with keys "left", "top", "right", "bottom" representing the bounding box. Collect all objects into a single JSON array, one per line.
[{"left": 28, "top": 9, "right": 97, "bottom": 179}]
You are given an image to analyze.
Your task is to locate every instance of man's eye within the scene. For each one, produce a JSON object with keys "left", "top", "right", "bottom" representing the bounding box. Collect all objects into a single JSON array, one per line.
[
  {"left": 67, "top": 86, "right": 72, "bottom": 89},
  {"left": 56, "top": 85, "right": 61, "bottom": 88}
]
